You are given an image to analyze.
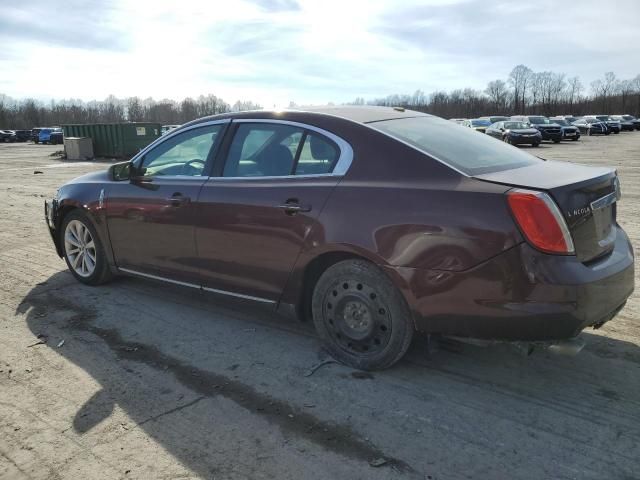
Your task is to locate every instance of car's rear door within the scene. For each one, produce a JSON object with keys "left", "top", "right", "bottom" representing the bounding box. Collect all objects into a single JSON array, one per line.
[
  {"left": 195, "top": 119, "right": 352, "bottom": 303},
  {"left": 105, "top": 121, "right": 227, "bottom": 284}
]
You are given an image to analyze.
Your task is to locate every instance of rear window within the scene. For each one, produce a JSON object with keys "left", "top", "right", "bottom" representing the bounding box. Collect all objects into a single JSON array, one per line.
[{"left": 369, "top": 116, "right": 542, "bottom": 175}]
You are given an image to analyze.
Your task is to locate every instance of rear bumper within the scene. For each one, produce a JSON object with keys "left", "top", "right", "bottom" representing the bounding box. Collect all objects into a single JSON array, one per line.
[{"left": 388, "top": 225, "right": 634, "bottom": 341}]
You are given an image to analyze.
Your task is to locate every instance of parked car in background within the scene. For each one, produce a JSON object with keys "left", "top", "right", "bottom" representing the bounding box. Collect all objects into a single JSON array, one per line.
[
  {"left": 38, "top": 128, "right": 62, "bottom": 144},
  {"left": 31, "top": 127, "right": 44, "bottom": 143},
  {"left": 618, "top": 115, "right": 640, "bottom": 130},
  {"left": 559, "top": 115, "right": 579, "bottom": 124},
  {"left": 449, "top": 118, "right": 467, "bottom": 125},
  {"left": 11, "top": 129, "right": 32, "bottom": 142},
  {"left": 485, "top": 120, "right": 541, "bottom": 146},
  {"left": 573, "top": 118, "right": 609, "bottom": 136},
  {"left": 0, "top": 130, "right": 16, "bottom": 142},
  {"left": 462, "top": 118, "right": 491, "bottom": 133},
  {"left": 49, "top": 128, "right": 63, "bottom": 144},
  {"left": 550, "top": 117, "right": 581, "bottom": 141},
  {"left": 609, "top": 115, "right": 636, "bottom": 132},
  {"left": 161, "top": 125, "right": 181, "bottom": 135},
  {"left": 44, "top": 106, "right": 635, "bottom": 370},
  {"left": 479, "top": 116, "right": 510, "bottom": 124},
  {"left": 510, "top": 115, "right": 562, "bottom": 143},
  {"left": 591, "top": 115, "right": 621, "bottom": 134}
]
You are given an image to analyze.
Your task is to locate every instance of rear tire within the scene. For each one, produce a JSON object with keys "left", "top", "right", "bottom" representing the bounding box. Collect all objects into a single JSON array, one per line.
[
  {"left": 588, "top": 129, "right": 592, "bottom": 136},
  {"left": 60, "top": 210, "right": 113, "bottom": 286},
  {"left": 311, "top": 259, "right": 414, "bottom": 370}
]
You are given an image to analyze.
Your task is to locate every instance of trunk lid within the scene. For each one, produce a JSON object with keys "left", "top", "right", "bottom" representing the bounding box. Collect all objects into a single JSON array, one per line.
[{"left": 475, "top": 160, "right": 618, "bottom": 262}]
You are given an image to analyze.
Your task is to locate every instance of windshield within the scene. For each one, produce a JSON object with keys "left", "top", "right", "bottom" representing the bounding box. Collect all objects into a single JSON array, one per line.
[
  {"left": 488, "top": 117, "right": 508, "bottom": 123},
  {"left": 551, "top": 119, "right": 569, "bottom": 126},
  {"left": 370, "top": 116, "right": 542, "bottom": 175},
  {"left": 622, "top": 115, "right": 635, "bottom": 121},
  {"left": 471, "top": 119, "right": 491, "bottom": 126},
  {"left": 527, "top": 116, "right": 550, "bottom": 124},
  {"left": 504, "top": 122, "right": 530, "bottom": 129},
  {"left": 595, "top": 116, "right": 610, "bottom": 121}
]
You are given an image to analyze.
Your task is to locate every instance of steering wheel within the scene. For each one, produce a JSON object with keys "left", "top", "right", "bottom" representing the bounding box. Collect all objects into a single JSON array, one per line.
[{"left": 181, "top": 158, "right": 206, "bottom": 176}]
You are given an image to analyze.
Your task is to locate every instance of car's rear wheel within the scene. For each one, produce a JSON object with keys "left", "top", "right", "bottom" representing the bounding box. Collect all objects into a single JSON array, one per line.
[
  {"left": 588, "top": 129, "right": 592, "bottom": 136},
  {"left": 311, "top": 259, "right": 414, "bottom": 370},
  {"left": 61, "top": 210, "right": 113, "bottom": 286}
]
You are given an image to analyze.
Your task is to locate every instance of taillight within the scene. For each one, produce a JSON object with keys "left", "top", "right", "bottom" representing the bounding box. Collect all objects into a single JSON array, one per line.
[{"left": 507, "top": 189, "right": 575, "bottom": 255}]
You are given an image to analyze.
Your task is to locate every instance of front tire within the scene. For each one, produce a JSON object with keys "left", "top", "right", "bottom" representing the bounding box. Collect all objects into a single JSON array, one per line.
[
  {"left": 60, "top": 210, "right": 113, "bottom": 286},
  {"left": 311, "top": 259, "right": 414, "bottom": 370}
]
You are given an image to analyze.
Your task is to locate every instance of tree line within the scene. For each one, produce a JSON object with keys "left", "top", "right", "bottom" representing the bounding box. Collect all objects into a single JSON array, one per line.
[
  {"left": 0, "top": 94, "right": 262, "bottom": 129},
  {"left": 2, "top": 65, "right": 640, "bottom": 129},
  {"left": 353, "top": 66, "right": 640, "bottom": 119}
]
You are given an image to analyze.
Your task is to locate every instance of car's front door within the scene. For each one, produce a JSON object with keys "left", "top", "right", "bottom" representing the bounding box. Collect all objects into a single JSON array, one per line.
[
  {"left": 195, "top": 120, "right": 351, "bottom": 302},
  {"left": 105, "top": 121, "right": 227, "bottom": 283}
]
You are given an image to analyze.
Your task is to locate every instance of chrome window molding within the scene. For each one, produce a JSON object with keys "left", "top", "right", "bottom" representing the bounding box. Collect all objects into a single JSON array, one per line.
[
  {"left": 118, "top": 267, "right": 275, "bottom": 304},
  {"left": 130, "top": 119, "right": 232, "bottom": 165},
  {"left": 227, "top": 118, "right": 354, "bottom": 178}
]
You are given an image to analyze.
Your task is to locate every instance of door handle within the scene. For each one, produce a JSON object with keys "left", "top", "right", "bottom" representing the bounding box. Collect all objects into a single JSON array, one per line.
[
  {"left": 166, "top": 194, "right": 191, "bottom": 206},
  {"left": 278, "top": 202, "right": 312, "bottom": 215}
]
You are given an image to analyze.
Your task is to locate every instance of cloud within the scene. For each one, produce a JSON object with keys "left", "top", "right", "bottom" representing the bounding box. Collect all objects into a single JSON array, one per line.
[
  {"left": 248, "top": 0, "right": 300, "bottom": 12},
  {"left": 0, "top": 0, "right": 130, "bottom": 51},
  {"left": 0, "top": 0, "right": 638, "bottom": 105}
]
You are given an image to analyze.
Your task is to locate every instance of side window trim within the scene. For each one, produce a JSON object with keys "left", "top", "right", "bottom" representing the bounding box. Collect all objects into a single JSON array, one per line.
[
  {"left": 216, "top": 118, "right": 353, "bottom": 179},
  {"left": 130, "top": 119, "right": 231, "bottom": 178}
]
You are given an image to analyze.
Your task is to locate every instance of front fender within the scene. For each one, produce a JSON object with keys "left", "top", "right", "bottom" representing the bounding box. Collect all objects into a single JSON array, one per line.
[{"left": 48, "top": 183, "right": 115, "bottom": 269}]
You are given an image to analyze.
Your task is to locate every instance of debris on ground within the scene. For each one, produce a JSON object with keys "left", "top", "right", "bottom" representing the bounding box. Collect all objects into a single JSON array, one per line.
[
  {"left": 33, "top": 170, "right": 43, "bottom": 174},
  {"left": 27, "top": 340, "right": 46, "bottom": 348},
  {"left": 56, "top": 339, "right": 65, "bottom": 348},
  {"left": 369, "top": 457, "right": 388, "bottom": 467},
  {"left": 304, "top": 360, "right": 337, "bottom": 377}
]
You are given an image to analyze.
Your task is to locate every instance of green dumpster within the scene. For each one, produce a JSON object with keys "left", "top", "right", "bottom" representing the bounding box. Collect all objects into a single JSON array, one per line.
[{"left": 62, "top": 122, "right": 161, "bottom": 158}]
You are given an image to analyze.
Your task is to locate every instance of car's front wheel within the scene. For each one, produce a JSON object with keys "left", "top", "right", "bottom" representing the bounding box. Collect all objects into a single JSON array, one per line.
[
  {"left": 61, "top": 210, "right": 113, "bottom": 286},
  {"left": 311, "top": 259, "right": 414, "bottom": 370}
]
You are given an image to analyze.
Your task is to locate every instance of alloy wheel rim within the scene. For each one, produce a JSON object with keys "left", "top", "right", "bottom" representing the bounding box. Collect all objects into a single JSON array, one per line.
[
  {"left": 64, "top": 220, "right": 96, "bottom": 277},
  {"left": 323, "top": 280, "right": 392, "bottom": 356}
]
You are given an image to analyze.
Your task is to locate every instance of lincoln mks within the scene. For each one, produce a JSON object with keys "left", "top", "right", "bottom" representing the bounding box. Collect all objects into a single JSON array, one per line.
[{"left": 45, "top": 107, "right": 635, "bottom": 370}]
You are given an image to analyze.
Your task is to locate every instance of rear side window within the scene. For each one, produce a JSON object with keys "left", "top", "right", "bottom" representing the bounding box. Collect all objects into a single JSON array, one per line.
[
  {"left": 369, "top": 116, "right": 542, "bottom": 175},
  {"left": 294, "top": 133, "right": 339, "bottom": 175},
  {"left": 223, "top": 123, "right": 340, "bottom": 177}
]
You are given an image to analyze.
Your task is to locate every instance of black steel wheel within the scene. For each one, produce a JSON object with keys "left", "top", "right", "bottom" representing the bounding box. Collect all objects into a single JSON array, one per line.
[{"left": 312, "top": 259, "right": 414, "bottom": 370}]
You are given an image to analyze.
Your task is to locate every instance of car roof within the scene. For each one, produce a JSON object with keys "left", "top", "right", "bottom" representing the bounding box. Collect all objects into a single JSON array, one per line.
[
  {"left": 288, "top": 105, "right": 430, "bottom": 124},
  {"left": 192, "top": 106, "right": 431, "bottom": 127}
]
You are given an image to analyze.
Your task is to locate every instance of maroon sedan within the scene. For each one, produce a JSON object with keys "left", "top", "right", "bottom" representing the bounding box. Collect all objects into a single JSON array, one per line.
[{"left": 45, "top": 107, "right": 634, "bottom": 370}]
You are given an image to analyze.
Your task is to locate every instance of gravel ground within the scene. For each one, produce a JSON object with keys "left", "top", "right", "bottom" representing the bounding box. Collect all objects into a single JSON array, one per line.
[{"left": 1, "top": 134, "right": 639, "bottom": 480}]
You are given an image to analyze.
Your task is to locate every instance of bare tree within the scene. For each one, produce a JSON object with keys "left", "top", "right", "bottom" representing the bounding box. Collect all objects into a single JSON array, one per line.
[
  {"left": 508, "top": 65, "right": 532, "bottom": 114},
  {"left": 485, "top": 80, "right": 509, "bottom": 113},
  {"left": 566, "top": 76, "right": 582, "bottom": 112}
]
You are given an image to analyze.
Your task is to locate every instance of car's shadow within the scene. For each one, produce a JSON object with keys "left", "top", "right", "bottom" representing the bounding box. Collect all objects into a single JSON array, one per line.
[{"left": 16, "top": 270, "right": 640, "bottom": 479}]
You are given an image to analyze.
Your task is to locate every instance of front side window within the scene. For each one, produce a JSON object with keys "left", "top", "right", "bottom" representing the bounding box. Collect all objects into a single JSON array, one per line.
[
  {"left": 369, "top": 116, "right": 542, "bottom": 175},
  {"left": 223, "top": 123, "right": 340, "bottom": 177},
  {"left": 139, "top": 124, "right": 223, "bottom": 177}
]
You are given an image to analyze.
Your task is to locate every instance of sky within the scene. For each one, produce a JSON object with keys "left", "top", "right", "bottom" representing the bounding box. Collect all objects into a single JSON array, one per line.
[{"left": 1, "top": 0, "right": 639, "bottom": 107}]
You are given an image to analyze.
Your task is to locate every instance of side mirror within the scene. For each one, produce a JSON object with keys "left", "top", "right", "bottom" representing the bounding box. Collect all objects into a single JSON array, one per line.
[
  {"left": 109, "top": 161, "right": 132, "bottom": 181},
  {"left": 499, "top": 127, "right": 505, "bottom": 132}
]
